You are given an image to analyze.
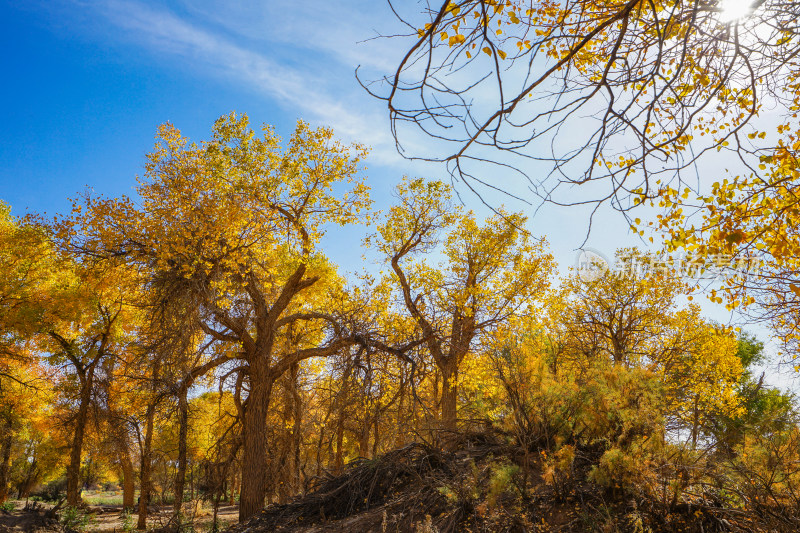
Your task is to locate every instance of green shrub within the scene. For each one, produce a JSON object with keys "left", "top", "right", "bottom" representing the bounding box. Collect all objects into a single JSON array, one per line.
[{"left": 60, "top": 506, "right": 90, "bottom": 533}]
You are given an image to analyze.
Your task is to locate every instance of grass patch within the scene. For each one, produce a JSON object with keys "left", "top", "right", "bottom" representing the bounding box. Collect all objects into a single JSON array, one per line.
[{"left": 82, "top": 491, "right": 124, "bottom": 506}]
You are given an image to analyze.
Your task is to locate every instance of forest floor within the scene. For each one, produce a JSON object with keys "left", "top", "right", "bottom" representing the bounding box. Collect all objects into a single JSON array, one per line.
[
  {"left": 4, "top": 430, "right": 798, "bottom": 533},
  {"left": 0, "top": 501, "right": 239, "bottom": 533},
  {"left": 227, "top": 431, "right": 793, "bottom": 533}
]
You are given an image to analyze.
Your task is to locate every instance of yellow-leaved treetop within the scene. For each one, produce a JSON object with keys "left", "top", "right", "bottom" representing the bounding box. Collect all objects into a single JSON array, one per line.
[
  {"left": 3, "top": 202, "right": 139, "bottom": 506},
  {"left": 654, "top": 138, "right": 800, "bottom": 365},
  {"left": 67, "top": 113, "right": 372, "bottom": 522},
  {"left": 370, "top": 178, "right": 554, "bottom": 435},
  {"left": 549, "top": 249, "right": 743, "bottom": 446}
]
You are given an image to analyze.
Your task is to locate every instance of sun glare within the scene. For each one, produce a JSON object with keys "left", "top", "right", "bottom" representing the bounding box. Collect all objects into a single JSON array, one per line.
[{"left": 718, "top": 0, "right": 754, "bottom": 22}]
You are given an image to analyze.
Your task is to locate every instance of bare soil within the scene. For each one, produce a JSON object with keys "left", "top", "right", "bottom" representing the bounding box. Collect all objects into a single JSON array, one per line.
[
  {"left": 0, "top": 502, "right": 239, "bottom": 533},
  {"left": 226, "top": 431, "right": 797, "bottom": 533}
]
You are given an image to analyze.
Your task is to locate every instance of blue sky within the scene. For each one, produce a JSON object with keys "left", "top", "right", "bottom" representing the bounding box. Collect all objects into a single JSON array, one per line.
[
  {"left": 0, "top": 0, "right": 631, "bottom": 263},
  {"left": 1, "top": 0, "right": 795, "bottom": 386},
  {"left": 0, "top": 0, "right": 750, "bottom": 278},
  {"left": 0, "top": 1, "right": 399, "bottom": 212}
]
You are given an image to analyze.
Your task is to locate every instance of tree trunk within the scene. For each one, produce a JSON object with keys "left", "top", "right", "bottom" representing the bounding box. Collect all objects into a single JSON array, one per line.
[
  {"left": 691, "top": 395, "right": 700, "bottom": 449},
  {"left": 333, "top": 363, "right": 352, "bottom": 475},
  {"left": 120, "top": 450, "right": 135, "bottom": 511},
  {"left": 66, "top": 374, "right": 93, "bottom": 506},
  {"left": 137, "top": 402, "right": 156, "bottom": 529},
  {"left": 173, "top": 384, "right": 189, "bottom": 522},
  {"left": 440, "top": 360, "right": 458, "bottom": 434},
  {"left": 395, "top": 376, "right": 406, "bottom": 448},
  {"left": 228, "top": 469, "right": 237, "bottom": 506},
  {"left": 334, "top": 409, "right": 345, "bottom": 474},
  {"left": 289, "top": 364, "right": 302, "bottom": 494},
  {"left": 111, "top": 425, "right": 136, "bottom": 510},
  {"left": 238, "top": 367, "right": 273, "bottom": 523},
  {"left": 0, "top": 418, "right": 13, "bottom": 503},
  {"left": 18, "top": 449, "right": 37, "bottom": 499},
  {"left": 358, "top": 425, "right": 369, "bottom": 459},
  {"left": 372, "top": 413, "right": 380, "bottom": 458}
]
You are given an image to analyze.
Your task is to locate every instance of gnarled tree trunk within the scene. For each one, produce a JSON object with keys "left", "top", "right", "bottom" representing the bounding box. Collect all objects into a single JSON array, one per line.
[{"left": 238, "top": 361, "right": 274, "bottom": 522}]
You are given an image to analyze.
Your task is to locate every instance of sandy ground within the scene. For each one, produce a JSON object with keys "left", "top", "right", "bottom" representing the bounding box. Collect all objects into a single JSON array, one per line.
[
  {"left": 0, "top": 502, "right": 240, "bottom": 533},
  {"left": 89, "top": 504, "right": 240, "bottom": 532}
]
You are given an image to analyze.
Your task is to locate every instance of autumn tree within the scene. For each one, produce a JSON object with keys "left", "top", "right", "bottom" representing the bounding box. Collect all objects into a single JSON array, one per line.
[
  {"left": 370, "top": 178, "right": 554, "bottom": 434},
  {"left": 0, "top": 202, "right": 58, "bottom": 399},
  {"left": 42, "top": 260, "right": 139, "bottom": 507},
  {"left": 706, "top": 333, "right": 796, "bottom": 456},
  {"left": 95, "top": 356, "right": 138, "bottom": 510},
  {"left": 549, "top": 249, "right": 744, "bottom": 444},
  {"left": 0, "top": 204, "right": 54, "bottom": 502},
  {"left": 69, "top": 113, "right": 372, "bottom": 521},
  {"left": 375, "top": 1, "right": 800, "bottom": 372},
  {"left": 1, "top": 202, "right": 136, "bottom": 506},
  {"left": 655, "top": 155, "right": 800, "bottom": 364},
  {"left": 551, "top": 249, "right": 688, "bottom": 369}
]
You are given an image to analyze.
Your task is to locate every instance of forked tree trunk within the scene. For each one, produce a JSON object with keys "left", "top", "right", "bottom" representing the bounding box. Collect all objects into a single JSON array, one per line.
[
  {"left": 137, "top": 360, "right": 161, "bottom": 529},
  {"left": 238, "top": 366, "right": 274, "bottom": 523},
  {"left": 18, "top": 453, "right": 37, "bottom": 498}
]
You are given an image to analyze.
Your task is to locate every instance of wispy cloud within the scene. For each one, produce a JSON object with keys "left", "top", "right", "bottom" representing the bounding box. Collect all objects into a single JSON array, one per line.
[
  {"left": 172, "top": 0, "right": 406, "bottom": 74},
  {"left": 89, "top": 0, "right": 406, "bottom": 165}
]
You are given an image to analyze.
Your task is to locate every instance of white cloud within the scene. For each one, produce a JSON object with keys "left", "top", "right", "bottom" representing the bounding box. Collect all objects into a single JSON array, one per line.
[
  {"left": 90, "top": 0, "right": 407, "bottom": 165},
  {"left": 173, "top": 0, "right": 406, "bottom": 74}
]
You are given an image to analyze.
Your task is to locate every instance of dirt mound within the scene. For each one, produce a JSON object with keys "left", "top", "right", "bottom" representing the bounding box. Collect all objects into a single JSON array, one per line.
[
  {"left": 228, "top": 432, "right": 796, "bottom": 533},
  {"left": 0, "top": 511, "right": 63, "bottom": 533}
]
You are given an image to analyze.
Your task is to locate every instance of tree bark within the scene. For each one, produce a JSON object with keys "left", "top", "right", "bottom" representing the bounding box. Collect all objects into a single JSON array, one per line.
[
  {"left": 289, "top": 364, "right": 302, "bottom": 495},
  {"left": 440, "top": 359, "right": 458, "bottom": 434},
  {"left": 137, "top": 401, "right": 157, "bottom": 529},
  {"left": 358, "top": 422, "right": 370, "bottom": 460},
  {"left": 66, "top": 372, "right": 93, "bottom": 506},
  {"left": 173, "top": 384, "right": 189, "bottom": 522},
  {"left": 228, "top": 469, "right": 237, "bottom": 506},
  {"left": 120, "top": 450, "right": 135, "bottom": 511},
  {"left": 395, "top": 376, "right": 406, "bottom": 448},
  {"left": 0, "top": 417, "right": 13, "bottom": 503},
  {"left": 238, "top": 365, "right": 274, "bottom": 523},
  {"left": 109, "top": 420, "right": 136, "bottom": 510}
]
